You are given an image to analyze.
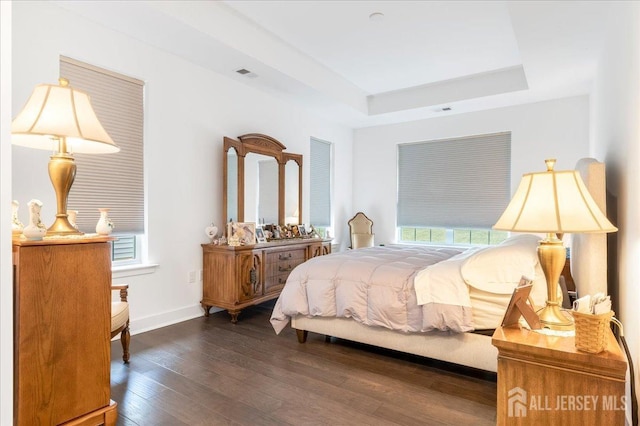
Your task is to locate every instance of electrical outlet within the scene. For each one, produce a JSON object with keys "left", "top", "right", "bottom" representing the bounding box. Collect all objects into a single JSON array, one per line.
[
  {"left": 188, "top": 270, "right": 196, "bottom": 283},
  {"left": 198, "top": 269, "right": 203, "bottom": 282}
]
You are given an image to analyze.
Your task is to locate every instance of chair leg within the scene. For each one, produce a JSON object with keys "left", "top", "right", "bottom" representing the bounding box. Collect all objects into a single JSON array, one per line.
[{"left": 120, "top": 320, "right": 130, "bottom": 364}]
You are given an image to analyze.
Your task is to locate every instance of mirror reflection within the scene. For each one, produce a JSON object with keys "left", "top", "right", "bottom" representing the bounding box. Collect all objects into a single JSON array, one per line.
[
  {"left": 284, "top": 159, "right": 299, "bottom": 224},
  {"left": 226, "top": 148, "right": 238, "bottom": 222},
  {"left": 244, "top": 153, "right": 278, "bottom": 223},
  {"left": 223, "top": 133, "right": 302, "bottom": 227}
]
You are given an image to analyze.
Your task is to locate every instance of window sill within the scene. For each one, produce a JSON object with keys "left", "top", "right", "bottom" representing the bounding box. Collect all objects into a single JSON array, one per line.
[
  {"left": 394, "top": 241, "right": 476, "bottom": 250},
  {"left": 112, "top": 263, "right": 158, "bottom": 279}
]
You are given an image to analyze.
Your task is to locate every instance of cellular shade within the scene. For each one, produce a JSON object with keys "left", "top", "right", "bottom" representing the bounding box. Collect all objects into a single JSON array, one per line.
[{"left": 397, "top": 132, "right": 511, "bottom": 228}]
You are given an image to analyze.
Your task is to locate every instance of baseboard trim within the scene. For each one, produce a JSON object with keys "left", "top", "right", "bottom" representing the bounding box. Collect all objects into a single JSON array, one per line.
[{"left": 127, "top": 304, "right": 222, "bottom": 336}]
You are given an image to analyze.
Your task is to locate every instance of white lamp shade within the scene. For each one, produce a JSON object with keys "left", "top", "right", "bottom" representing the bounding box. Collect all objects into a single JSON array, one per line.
[
  {"left": 11, "top": 80, "right": 119, "bottom": 154},
  {"left": 494, "top": 162, "right": 617, "bottom": 234}
]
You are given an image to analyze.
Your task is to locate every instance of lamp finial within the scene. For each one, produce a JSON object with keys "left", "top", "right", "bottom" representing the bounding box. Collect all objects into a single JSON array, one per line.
[
  {"left": 545, "top": 158, "right": 556, "bottom": 171},
  {"left": 59, "top": 77, "right": 69, "bottom": 87}
]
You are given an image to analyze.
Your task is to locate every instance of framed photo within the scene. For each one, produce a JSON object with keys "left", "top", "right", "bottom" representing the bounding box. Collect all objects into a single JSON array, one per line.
[
  {"left": 298, "top": 225, "right": 307, "bottom": 237},
  {"left": 501, "top": 277, "right": 540, "bottom": 329},
  {"left": 255, "top": 226, "right": 267, "bottom": 243},
  {"left": 227, "top": 222, "right": 257, "bottom": 245}
]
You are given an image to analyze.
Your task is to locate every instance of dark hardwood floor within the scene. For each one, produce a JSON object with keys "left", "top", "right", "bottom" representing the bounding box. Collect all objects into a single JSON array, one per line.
[{"left": 110, "top": 302, "right": 497, "bottom": 425}]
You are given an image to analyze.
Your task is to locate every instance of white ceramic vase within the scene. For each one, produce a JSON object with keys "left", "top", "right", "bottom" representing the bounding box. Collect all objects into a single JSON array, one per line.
[
  {"left": 95, "top": 208, "right": 114, "bottom": 235},
  {"left": 23, "top": 199, "right": 47, "bottom": 240},
  {"left": 67, "top": 210, "right": 79, "bottom": 230},
  {"left": 12, "top": 200, "right": 24, "bottom": 236}
]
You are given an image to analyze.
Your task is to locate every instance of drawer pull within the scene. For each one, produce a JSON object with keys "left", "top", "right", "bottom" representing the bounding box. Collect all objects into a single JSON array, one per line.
[
  {"left": 278, "top": 253, "right": 292, "bottom": 260},
  {"left": 279, "top": 277, "right": 287, "bottom": 285},
  {"left": 279, "top": 265, "right": 292, "bottom": 272}
]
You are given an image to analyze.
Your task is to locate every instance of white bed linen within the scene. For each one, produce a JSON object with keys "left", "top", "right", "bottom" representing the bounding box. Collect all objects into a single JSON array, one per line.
[
  {"left": 271, "top": 245, "right": 473, "bottom": 335},
  {"left": 414, "top": 234, "right": 549, "bottom": 329}
]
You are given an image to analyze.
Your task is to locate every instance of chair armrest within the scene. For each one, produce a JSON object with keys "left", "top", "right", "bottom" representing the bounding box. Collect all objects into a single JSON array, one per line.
[{"left": 112, "top": 284, "right": 129, "bottom": 302}]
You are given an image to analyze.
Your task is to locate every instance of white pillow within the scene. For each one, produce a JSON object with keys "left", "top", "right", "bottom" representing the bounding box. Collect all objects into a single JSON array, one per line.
[{"left": 461, "top": 234, "right": 542, "bottom": 294}]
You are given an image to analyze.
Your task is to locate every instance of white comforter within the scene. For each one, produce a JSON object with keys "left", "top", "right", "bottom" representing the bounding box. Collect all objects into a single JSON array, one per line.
[{"left": 270, "top": 245, "right": 475, "bottom": 335}]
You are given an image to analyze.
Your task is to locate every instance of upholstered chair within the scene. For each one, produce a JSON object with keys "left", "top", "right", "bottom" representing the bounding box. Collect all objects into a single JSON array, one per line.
[
  {"left": 111, "top": 284, "right": 130, "bottom": 363},
  {"left": 348, "top": 212, "right": 374, "bottom": 249}
]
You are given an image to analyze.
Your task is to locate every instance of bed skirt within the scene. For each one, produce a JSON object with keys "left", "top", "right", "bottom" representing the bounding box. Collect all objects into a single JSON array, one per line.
[{"left": 291, "top": 316, "right": 498, "bottom": 373}]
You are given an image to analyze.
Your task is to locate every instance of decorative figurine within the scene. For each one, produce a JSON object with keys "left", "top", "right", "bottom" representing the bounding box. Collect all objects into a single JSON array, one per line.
[
  {"left": 12, "top": 200, "right": 24, "bottom": 236},
  {"left": 23, "top": 199, "right": 47, "bottom": 240},
  {"left": 205, "top": 223, "right": 219, "bottom": 243}
]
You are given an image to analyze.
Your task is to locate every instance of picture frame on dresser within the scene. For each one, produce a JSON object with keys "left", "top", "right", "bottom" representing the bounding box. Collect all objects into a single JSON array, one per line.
[
  {"left": 255, "top": 226, "right": 267, "bottom": 243},
  {"left": 227, "top": 221, "right": 256, "bottom": 245}
]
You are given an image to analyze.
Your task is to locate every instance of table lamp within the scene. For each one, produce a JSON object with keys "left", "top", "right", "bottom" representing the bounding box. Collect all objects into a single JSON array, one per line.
[
  {"left": 11, "top": 78, "right": 119, "bottom": 235},
  {"left": 493, "top": 159, "right": 617, "bottom": 330}
]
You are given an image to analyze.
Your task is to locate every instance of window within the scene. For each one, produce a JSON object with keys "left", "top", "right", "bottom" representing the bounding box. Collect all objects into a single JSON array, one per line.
[
  {"left": 310, "top": 138, "right": 332, "bottom": 236},
  {"left": 397, "top": 132, "right": 511, "bottom": 246},
  {"left": 60, "top": 56, "right": 144, "bottom": 263}
]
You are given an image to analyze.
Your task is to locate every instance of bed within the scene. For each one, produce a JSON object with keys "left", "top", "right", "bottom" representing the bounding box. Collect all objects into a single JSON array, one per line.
[{"left": 270, "top": 158, "right": 608, "bottom": 373}]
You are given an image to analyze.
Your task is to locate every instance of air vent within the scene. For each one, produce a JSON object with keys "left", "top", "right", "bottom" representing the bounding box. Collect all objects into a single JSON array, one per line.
[
  {"left": 236, "top": 68, "right": 251, "bottom": 75},
  {"left": 442, "top": 107, "right": 452, "bottom": 111}
]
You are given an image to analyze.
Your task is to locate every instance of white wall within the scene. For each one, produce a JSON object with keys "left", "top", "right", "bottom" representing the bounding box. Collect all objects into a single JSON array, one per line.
[
  {"left": 353, "top": 96, "right": 590, "bottom": 245},
  {"left": 0, "top": 2, "right": 13, "bottom": 424},
  {"left": 11, "top": 2, "right": 353, "bottom": 333},
  {"left": 591, "top": 3, "right": 640, "bottom": 423}
]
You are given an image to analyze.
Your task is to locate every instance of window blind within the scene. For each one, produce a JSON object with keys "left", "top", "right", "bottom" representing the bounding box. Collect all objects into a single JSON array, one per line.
[
  {"left": 310, "top": 138, "right": 332, "bottom": 227},
  {"left": 397, "top": 132, "right": 511, "bottom": 228},
  {"left": 60, "top": 56, "right": 144, "bottom": 233}
]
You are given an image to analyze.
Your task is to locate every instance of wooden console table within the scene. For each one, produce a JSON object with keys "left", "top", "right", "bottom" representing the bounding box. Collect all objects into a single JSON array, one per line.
[
  {"left": 202, "top": 238, "right": 332, "bottom": 322},
  {"left": 13, "top": 237, "right": 117, "bottom": 425},
  {"left": 492, "top": 325, "right": 627, "bottom": 425}
]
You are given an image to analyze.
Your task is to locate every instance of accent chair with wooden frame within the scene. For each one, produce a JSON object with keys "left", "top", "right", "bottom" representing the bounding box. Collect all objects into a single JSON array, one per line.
[
  {"left": 111, "top": 284, "right": 130, "bottom": 363},
  {"left": 348, "top": 212, "right": 374, "bottom": 249}
]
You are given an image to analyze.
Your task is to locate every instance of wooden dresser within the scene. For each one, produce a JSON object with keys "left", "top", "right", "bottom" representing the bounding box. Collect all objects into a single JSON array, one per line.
[
  {"left": 13, "top": 237, "right": 117, "bottom": 425},
  {"left": 492, "top": 325, "right": 627, "bottom": 425},
  {"left": 202, "top": 238, "right": 332, "bottom": 322}
]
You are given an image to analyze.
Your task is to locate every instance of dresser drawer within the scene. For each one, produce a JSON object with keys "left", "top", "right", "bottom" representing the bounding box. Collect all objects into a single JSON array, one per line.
[
  {"left": 265, "top": 248, "right": 306, "bottom": 293},
  {"left": 265, "top": 249, "right": 305, "bottom": 264}
]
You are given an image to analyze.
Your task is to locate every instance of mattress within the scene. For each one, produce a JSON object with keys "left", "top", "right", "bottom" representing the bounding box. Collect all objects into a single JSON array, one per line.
[{"left": 272, "top": 234, "right": 549, "bottom": 333}]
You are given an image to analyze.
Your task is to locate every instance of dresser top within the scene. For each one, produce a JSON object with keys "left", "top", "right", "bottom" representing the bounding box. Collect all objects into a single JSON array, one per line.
[
  {"left": 202, "top": 238, "right": 332, "bottom": 252},
  {"left": 12, "top": 234, "right": 115, "bottom": 247}
]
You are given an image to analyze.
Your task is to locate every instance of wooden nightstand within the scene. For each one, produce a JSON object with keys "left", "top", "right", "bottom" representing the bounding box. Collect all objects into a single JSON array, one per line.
[
  {"left": 13, "top": 237, "right": 117, "bottom": 425},
  {"left": 492, "top": 325, "right": 627, "bottom": 425}
]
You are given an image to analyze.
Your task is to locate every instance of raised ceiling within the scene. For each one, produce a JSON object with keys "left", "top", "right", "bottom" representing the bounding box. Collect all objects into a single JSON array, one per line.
[{"left": 54, "top": 0, "right": 614, "bottom": 128}]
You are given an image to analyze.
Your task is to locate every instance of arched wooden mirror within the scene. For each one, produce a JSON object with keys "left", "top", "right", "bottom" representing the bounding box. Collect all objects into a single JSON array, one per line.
[{"left": 223, "top": 133, "right": 303, "bottom": 227}]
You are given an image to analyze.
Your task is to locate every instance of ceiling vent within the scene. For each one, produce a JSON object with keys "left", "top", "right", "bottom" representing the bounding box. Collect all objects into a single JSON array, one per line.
[{"left": 235, "top": 68, "right": 258, "bottom": 79}]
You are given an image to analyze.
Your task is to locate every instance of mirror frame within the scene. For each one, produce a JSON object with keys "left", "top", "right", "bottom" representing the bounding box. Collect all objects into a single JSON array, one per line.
[{"left": 223, "top": 133, "right": 303, "bottom": 226}]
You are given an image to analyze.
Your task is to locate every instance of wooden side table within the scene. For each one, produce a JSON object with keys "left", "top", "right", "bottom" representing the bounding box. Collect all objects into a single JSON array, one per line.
[
  {"left": 492, "top": 325, "right": 627, "bottom": 425},
  {"left": 13, "top": 237, "right": 117, "bottom": 425}
]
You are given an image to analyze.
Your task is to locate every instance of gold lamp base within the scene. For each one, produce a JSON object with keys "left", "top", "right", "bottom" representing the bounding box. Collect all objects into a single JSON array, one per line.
[
  {"left": 537, "top": 302, "right": 575, "bottom": 331},
  {"left": 537, "top": 234, "right": 574, "bottom": 331},
  {"left": 47, "top": 149, "right": 83, "bottom": 236},
  {"left": 48, "top": 215, "right": 82, "bottom": 235}
]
